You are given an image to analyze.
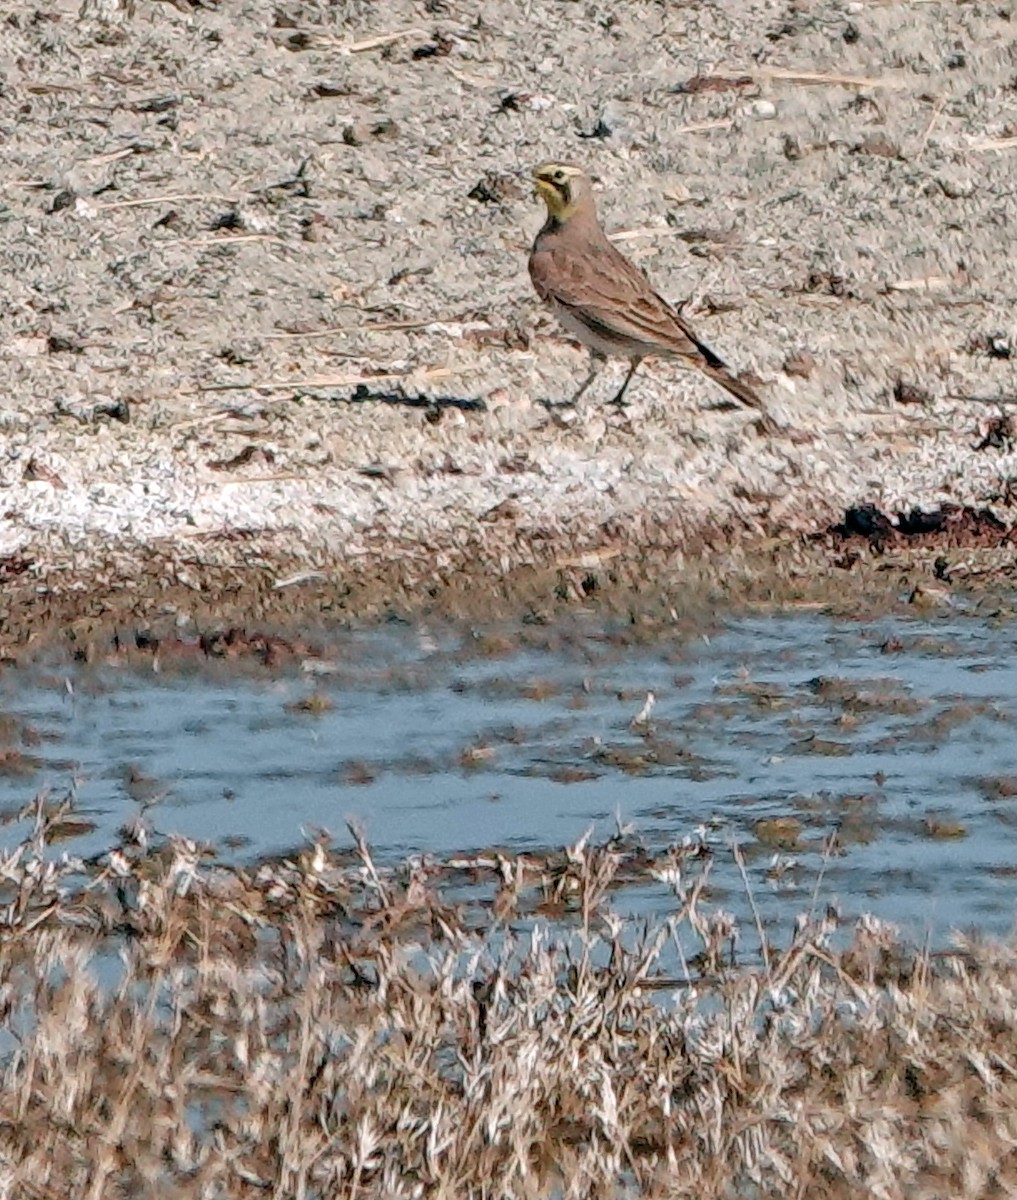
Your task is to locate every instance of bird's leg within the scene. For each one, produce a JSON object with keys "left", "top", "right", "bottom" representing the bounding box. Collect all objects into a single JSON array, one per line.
[
  {"left": 609, "top": 359, "right": 641, "bottom": 407},
  {"left": 566, "top": 354, "right": 603, "bottom": 407}
]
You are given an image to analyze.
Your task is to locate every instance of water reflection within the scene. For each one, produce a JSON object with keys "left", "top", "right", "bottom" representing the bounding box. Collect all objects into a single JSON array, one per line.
[{"left": 2, "top": 611, "right": 1017, "bottom": 943}]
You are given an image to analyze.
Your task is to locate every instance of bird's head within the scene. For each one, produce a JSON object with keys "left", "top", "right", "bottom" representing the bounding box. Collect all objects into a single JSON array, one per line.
[{"left": 532, "top": 161, "right": 594, "bottom": 222}]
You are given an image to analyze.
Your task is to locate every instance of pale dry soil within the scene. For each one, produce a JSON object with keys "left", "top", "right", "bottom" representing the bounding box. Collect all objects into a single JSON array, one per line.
[{"left": 1, "top": 0, "right": 1017, "bottom": 634}]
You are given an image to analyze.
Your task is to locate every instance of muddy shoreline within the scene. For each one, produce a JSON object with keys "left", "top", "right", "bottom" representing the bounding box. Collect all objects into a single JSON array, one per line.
[{"left": 5, "top": 499, "right": 1017, "bottom": 661}]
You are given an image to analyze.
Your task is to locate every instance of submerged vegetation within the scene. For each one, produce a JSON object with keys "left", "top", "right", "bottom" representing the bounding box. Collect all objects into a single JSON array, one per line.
[{"left": 1, "top": 795, "right": 1015, "bottom": 1199}]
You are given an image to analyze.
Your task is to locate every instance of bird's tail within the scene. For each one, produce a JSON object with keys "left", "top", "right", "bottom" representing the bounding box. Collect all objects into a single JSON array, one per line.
[
  {"left": 704, "top": 363, "right": 763, "bottom": 409},
  {"left": 679, "top": 320, "right": 764, "bottom": 410}
]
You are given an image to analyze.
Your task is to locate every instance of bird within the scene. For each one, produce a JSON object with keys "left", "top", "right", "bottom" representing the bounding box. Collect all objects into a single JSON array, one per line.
[{"left": 528, "top": 161, "right": 763, "bottom": 410}]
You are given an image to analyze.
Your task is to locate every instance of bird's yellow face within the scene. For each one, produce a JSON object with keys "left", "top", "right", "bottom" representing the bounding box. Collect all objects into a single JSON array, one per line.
[{"left": 532, "top": 162, "right": 586, "bottom": 220}]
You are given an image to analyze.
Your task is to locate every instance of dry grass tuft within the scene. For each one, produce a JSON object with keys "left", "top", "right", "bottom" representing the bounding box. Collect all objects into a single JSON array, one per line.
[{"left": 1, "top": 797, "right": 1016, "bottom": 1198}]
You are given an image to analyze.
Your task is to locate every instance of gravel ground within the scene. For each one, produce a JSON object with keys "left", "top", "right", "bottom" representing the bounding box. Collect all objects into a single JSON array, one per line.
[{"left": 2, "top": 0, "right": 1016, "bottom": 625}]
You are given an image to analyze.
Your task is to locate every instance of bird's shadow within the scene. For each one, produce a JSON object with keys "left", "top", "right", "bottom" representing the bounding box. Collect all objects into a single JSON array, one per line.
[
  {"left": 345, "top": 384, "right": 486, "bottom": 413},
  {"left": 536, "top": 395, "right": 745, "bottom": 413}
]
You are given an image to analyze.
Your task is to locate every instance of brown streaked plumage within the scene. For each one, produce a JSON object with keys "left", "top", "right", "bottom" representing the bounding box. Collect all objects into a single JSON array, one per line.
[{"left": 528, "top": 161, "right": 763, "bottom": 409}]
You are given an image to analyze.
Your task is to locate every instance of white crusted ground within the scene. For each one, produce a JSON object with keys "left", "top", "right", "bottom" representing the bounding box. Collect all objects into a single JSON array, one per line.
[{"left": 1, "top": 0, "right": 1015, "bottom": 583}]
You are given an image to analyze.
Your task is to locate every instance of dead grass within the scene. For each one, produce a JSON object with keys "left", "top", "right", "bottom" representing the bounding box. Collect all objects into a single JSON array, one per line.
[{"left": 1, "top": 797, "right": 1016, "bottom": 1199}]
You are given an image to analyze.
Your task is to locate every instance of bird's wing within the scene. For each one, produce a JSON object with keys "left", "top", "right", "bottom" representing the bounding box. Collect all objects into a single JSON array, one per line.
[{"left": 530, "top": 238, "right": 729, "bottom": 370}]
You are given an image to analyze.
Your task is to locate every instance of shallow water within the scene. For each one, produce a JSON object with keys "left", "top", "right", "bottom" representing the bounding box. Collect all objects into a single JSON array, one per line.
[{"left": 3, "top": 609, "right": 1017, "bottom": 944}]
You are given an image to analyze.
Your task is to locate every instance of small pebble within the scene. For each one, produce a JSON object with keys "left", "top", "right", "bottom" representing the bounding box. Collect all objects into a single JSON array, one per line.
[
  {"left": 852, "top": 133, "right": 901, "bottom": 159},
  {"left": 783, "top": 350, "right": 816, "bottom": 379},
  {"left": 893, "top": 380, "right": 932, "bottom": 406}
]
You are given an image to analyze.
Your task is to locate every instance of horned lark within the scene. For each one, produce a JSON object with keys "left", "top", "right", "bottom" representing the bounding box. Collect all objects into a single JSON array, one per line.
[{"left": 529, "top": 161, "right": 762, "bottom": 409}]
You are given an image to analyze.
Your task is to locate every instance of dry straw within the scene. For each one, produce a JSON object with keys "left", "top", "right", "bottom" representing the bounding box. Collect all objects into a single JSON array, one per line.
[{"left": 1, "top": 794, "right": 1014, "bottom": 1199}]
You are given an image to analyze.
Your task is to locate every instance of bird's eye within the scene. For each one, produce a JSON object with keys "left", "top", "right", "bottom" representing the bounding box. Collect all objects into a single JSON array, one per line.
[{"left": 552, "top": 169, "right": 565, "bottom": 182}]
